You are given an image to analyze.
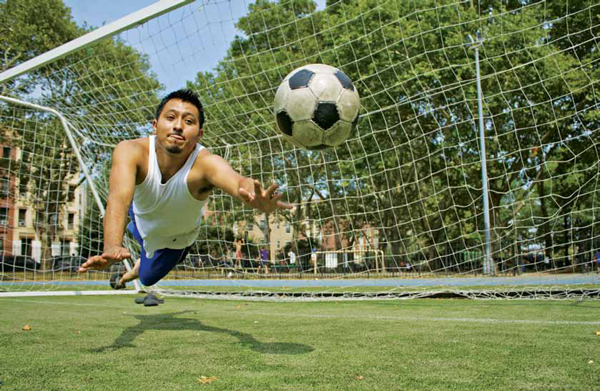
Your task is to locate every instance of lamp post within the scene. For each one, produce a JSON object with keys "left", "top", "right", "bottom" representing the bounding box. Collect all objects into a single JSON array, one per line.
[{"left": 467, "top": 32, "right": 494, "bottom": 276}]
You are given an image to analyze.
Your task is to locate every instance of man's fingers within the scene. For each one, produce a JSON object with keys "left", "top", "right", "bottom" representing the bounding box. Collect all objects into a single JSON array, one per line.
[
  {"left": 277, "top": 200, "right": 294, "bottom": 210},
  {"left": 265, "top": 183, "right": 279, "bottom": 198},
  {"left": 101, "top": 251, "right": 129, "bottom": 261},
  {"left": 239, "top": 187, "right": 254, "bottom": 202},
  {"left": 268, "top": 193, "right": 293, "bottom": 210},
  {"left": 78, "top": 256, "right": 104, "bottom": 272}
]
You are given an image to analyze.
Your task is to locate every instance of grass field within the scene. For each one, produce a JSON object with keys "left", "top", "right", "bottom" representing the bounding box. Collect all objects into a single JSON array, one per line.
[{"left": 1, "top": 295, "right": 599, "bottom": 391}]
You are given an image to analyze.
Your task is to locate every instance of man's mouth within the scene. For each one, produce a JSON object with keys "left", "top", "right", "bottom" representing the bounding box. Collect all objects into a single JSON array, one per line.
[{"left": 169, "top": 134, "right": 184, "bottom": 141}]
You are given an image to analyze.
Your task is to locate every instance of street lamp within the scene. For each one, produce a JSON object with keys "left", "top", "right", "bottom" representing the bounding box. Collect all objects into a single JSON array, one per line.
[{"left": 467, "top": 31, "right": 494, "bottom": 276}]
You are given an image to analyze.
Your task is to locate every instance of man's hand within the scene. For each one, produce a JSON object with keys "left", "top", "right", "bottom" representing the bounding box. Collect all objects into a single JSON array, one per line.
[
  {"left": 78, "top": 247, "right": 131, "bottom": 272},
  {"left": 239, "top": 180, "right": 293, "bottom": 213}
]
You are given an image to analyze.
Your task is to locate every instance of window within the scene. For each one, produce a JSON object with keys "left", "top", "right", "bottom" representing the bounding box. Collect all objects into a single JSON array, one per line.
[
  {"left": 285, "top": 221, "right": 291, "bottom": 233},
  {"left": 61, "top": 240, "right": 70, "bottom": 256},
  {"left": 68, "top": 213, "right": 75, "bottom": 229},
  {"left": 21, "top": 238, "right": 32, "bottom": 257},
  {"left": 0, "top": 208, "right": 7, "bottom": 226},
  {"left": 2, "top": 146, "right": 11, "bottom": 158},
  {"left": 68, "top": 185, "right": 75, "bottom": 201},
  {"left": 0, "top": 178, "right": 8, "bottom": 197},
  {"left": 18, "top": 209, "right": 26, "bottom": 227},
  {"left": 277, "top": 240, "right": 281, "bottom": 249},
  {"left": 18, "top": 180, "right": 27, "bottom": 196},
  {"left": 259, "top": 216, "right": 266, "bottom": 230}
]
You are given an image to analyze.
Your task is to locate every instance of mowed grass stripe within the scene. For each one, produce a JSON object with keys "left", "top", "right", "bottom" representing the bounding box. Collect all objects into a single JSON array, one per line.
[{"left": 4, "top": 296, "right": 600, "bottom": 326}]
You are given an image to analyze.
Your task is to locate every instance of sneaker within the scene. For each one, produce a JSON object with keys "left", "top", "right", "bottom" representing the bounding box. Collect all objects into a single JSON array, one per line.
[
  {"left": 109, "top": 273, "right": 126, "bottom": 290},
  {"left": 134, "top": 293, "right": 164, "bottom": 306},
  {"left": 143, "top": 295, "right": 160, "bottom": 307}
]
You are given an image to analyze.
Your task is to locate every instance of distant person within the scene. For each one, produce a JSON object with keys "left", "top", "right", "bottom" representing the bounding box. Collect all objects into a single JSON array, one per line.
[
  {"left": 209, "top": 249, "right": 220, "bottom": 265},
  {"left": 260, "top": 247, "right": 269, "bottom": 274},
  {"left": 596, "top": 251, "right": 600, "bottom": 273},
  {"left": 288, "top": 250, "right": 296, "bottom": 266},
  {"left": 235, "top": 238, "right": 243, "bottom": 268},
  {"left": 221, "top": 252, "right": 233, "bottom": 269}
]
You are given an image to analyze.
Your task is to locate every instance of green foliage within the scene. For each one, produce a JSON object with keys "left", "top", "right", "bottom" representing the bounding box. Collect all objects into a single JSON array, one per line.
[
  {"left": 189, "top": 0, "right": 599, "bottom": 263},
  {"left": 0, "top": 0, "right": 78, "bottom": 95}
]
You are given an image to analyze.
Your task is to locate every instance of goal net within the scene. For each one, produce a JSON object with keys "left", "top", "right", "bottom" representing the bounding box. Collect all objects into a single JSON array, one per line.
[{"left": 1, "top": 0, "right": 599, "bottom": 299}]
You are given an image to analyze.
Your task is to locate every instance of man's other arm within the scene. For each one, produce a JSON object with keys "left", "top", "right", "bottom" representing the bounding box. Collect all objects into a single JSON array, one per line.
[{"left": 79, "top": 141, "right": 139, "bottom": 272}]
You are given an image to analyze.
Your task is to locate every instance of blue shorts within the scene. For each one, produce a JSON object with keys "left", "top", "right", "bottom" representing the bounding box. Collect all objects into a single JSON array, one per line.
[{"left": 127, "top": 206, "right": 191, "bottom": 286}]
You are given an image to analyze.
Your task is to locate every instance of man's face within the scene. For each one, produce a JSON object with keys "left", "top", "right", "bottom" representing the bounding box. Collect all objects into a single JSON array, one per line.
[{"left": 153, "top": 99, "right": 203, "bottom": 155}]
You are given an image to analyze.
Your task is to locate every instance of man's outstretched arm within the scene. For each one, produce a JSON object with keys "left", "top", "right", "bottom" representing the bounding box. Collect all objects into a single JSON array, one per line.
[
  {"left": 79, "top": 141, "right": 138, "bottom": 272},
  {"left": 202, "top": 154, "right": 293, "bottom": 213}
]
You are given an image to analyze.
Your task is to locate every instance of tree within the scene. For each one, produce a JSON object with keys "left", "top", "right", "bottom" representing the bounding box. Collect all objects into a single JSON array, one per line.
[
  {"left": 0, "top": 0, "right": 78, "bottom": 96},
  {"left": 189, "top": 0, "right": 598, "bottom": 272}
]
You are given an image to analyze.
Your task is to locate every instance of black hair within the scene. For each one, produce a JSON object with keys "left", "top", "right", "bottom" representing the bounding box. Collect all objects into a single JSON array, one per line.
[{"left": 155, "top": 89, "right": 205, "bottom": 128}]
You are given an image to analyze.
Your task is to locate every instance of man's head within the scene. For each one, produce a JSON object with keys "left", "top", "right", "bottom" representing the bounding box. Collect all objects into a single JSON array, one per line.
[
  {"left": 153, "top": 89, "right": 205, "bottom": 155},
  {"left": 155, "top": 89, "right": 205, "bottom": 127}
]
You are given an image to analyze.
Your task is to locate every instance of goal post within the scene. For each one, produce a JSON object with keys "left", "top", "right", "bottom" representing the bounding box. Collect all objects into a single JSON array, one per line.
[{"left": 0, "top": 95, "right": 142, "bottom": 295}]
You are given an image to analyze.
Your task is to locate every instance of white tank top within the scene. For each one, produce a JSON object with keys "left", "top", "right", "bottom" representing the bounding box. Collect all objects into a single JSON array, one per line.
[{"left": 132, "top": 136, "right": 208, "bottom": 257}]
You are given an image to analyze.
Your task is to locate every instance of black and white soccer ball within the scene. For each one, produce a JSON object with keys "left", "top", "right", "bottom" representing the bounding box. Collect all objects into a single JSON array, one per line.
[{"left": 274, "top": 64, "right": 360, "bottom": 150}]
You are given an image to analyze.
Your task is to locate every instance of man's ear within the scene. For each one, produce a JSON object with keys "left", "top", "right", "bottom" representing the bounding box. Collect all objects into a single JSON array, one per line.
[
  {"left": 199, "top": 128, "right": 204, "bottom": 138},
  {"left": 151, "top": 119, "right": 157, "bottom": 135}
]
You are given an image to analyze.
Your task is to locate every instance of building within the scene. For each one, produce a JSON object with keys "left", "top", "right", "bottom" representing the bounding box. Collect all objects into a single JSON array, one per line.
[
  {"left": 232, "top": 213, "right": 293, "bottom": 261},
  {"left": 0, "top": 142, "right": 83, "bottom": 264}
]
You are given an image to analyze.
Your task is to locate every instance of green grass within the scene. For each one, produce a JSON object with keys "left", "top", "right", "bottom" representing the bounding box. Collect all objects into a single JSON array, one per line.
[{"left": 1, "top": 296, "right": 599, "bottom": 391}]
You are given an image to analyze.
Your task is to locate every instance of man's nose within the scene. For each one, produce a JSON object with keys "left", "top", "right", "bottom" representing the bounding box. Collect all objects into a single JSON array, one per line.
[{"left": 172, "top": 117, "right": 183, "bottom": 131}]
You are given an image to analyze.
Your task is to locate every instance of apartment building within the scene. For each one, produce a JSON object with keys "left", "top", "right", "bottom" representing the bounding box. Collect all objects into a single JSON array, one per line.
[{"left": 0, "top": 144, "right": 83, "bottom": 263}]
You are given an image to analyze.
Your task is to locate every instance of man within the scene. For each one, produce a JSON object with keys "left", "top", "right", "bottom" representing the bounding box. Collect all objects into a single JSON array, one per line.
[
  {"left": 310, "top": 248, "right": 317, "bottom": 268},
  {"left": 78, "top": 89, "right": 292, "bottom": 299},
  {"left": 235, "top": 238, "right": 243, "bottom": 269},
  {"left": 287, "top": 249, "right": 296, "bottom": 272},
  {"left": 259, "top": 247, "right": 269, "bottom": 274}
]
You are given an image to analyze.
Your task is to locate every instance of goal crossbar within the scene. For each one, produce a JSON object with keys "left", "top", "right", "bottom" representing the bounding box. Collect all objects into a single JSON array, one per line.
[{"left": 0, "top": 0, "right": 194, "bottom": 84}]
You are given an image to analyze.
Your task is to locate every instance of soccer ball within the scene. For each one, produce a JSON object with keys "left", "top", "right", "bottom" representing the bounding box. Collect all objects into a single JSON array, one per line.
[{"left": 274, "top": 64, "right": 360, "bottom": 150}]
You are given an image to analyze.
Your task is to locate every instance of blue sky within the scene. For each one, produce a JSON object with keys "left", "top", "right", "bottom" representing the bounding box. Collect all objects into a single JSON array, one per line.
[
  {"left": 62, "top": 0, "right": 225, "bottom": 92},
  {"left": 63, "top": 0, "right": 158, "bottom": 28},
  {"left": 61, "top": 1, "right": 326, "bottom": 92}
]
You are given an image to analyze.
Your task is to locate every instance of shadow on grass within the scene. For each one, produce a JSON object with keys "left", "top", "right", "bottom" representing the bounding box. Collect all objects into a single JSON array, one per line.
[{"left": 92, "top": 310, "right": 314, "bottom": 355}]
